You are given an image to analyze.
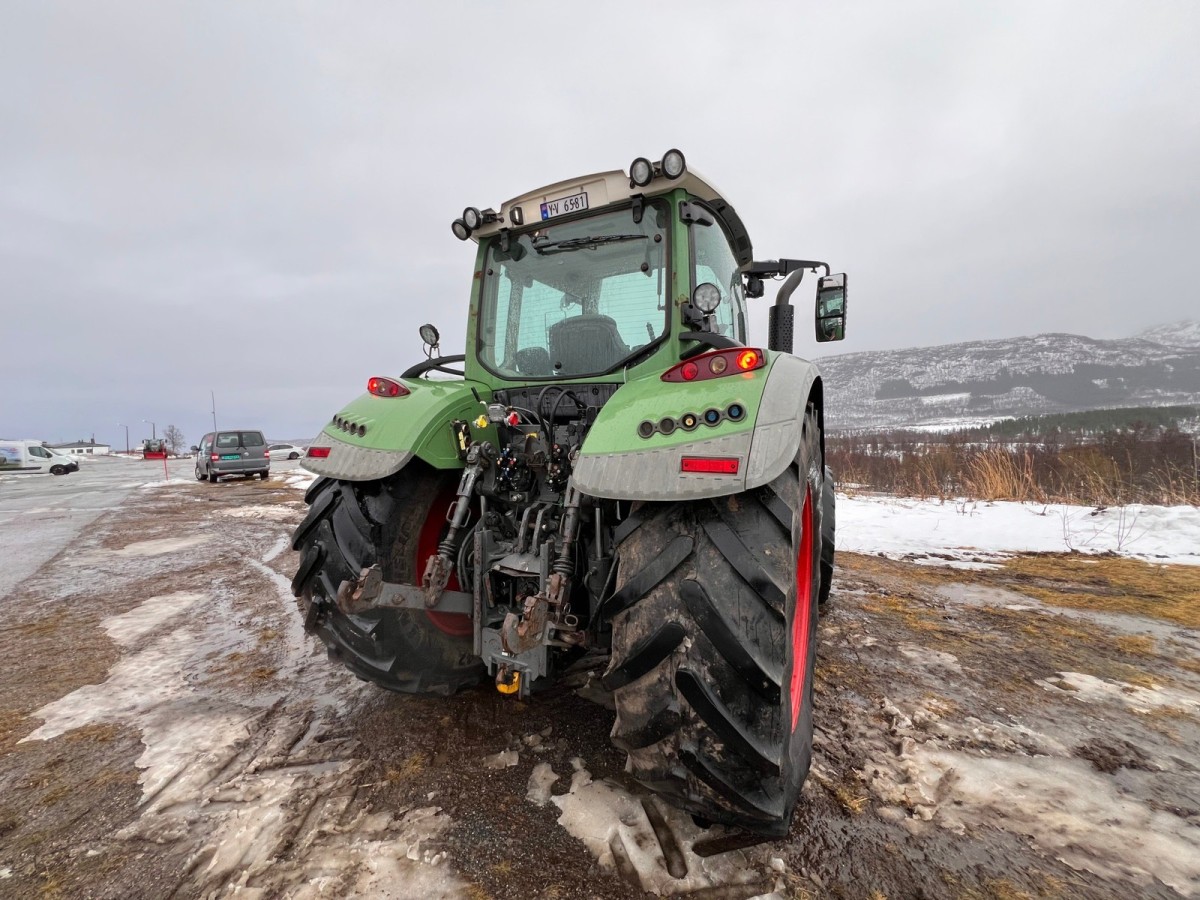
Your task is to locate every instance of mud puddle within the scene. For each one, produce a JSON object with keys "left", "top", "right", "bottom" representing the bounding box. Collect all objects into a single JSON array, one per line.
[{"left": 1, "top": 477, "right": 1198, "bottom": 898}]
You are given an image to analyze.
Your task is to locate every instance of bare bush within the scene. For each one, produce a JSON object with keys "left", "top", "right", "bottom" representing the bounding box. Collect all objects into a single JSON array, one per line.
[{"left": 826, "top": 424, "right": 1199, "bottom": 506}]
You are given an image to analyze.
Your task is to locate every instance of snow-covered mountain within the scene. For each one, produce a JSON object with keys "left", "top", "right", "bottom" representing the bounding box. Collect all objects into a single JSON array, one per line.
[{"left": 815, "top": 321, "right": 1200, "bottom": 432}]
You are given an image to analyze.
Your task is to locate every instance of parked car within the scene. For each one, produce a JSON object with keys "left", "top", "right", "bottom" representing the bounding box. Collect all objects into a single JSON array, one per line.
[
  {"left": 268, "top": 443, "right": 304, "bottom": 460},
  {"left": 192, "top": 430, "right": 270, "bottom": 482}
]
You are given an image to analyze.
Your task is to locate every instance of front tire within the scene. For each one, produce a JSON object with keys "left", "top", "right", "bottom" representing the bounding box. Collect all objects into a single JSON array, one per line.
[
  {"left": 606, "top": 415, "right": 823, "bottom": 836},
  {"left": 290, "top": 465, "right": 484, "bottom": 695},
  {"left": 50, "top": 465, "right": 66, "bottom": 476}
]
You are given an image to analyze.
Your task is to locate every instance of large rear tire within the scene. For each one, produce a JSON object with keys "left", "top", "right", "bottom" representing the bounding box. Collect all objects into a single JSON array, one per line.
[
  {"left": 819, "top": 465, "right": 836, "bottom": 605},
  {"left": 606, "top": 413, "right": 823, "bottom": 836},
  {"left": 290, "top": 465, "right": 484, "bottom": 695}
]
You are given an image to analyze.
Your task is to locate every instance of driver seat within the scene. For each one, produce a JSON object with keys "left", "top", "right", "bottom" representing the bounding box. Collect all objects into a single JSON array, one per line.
[{"left": 549, "top": 315, "right": 628, "bottom": 374}]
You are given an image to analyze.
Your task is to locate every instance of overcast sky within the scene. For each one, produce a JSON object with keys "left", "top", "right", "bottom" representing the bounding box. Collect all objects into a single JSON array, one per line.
[{"left": 3, "top": 2, "right": 1198, "bottom": 447}]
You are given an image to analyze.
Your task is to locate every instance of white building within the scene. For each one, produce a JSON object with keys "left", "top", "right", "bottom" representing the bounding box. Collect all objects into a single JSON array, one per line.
[{"left": 47, "top": 440, "right": 112, "bottom": 456}]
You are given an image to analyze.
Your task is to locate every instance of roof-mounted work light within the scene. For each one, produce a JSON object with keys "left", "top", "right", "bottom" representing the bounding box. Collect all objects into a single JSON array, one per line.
[
  {"left": 629, "top": 156, "right": 654, "bottom": 187},
  {"left": 661, "top": 148, "right": 686, "bottom": 179},
  {"left": 462, "top": 207, "right": 483, "bottom": 230},
  {"left": 451, "top": 219, "right": 471, "bottom": 240}
]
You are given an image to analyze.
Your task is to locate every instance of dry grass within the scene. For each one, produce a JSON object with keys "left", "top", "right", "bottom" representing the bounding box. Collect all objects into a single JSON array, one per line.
[
  {"left": 965, "top": 449, "right": 1044, "bottom": 502},
  {"left": 1114, "top": 634, "right": 1157, "bottom": 655},
  {"left": 1000, "top": 555, "right": 1200, "bottom": 628},
  {"left": 385, "top": 752, "right": 429, "bottom": 784}
]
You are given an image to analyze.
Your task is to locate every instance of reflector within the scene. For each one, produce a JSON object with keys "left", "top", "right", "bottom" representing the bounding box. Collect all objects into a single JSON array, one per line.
[{"left": 681, "top": 456, "right": 739, "bottom": 475}]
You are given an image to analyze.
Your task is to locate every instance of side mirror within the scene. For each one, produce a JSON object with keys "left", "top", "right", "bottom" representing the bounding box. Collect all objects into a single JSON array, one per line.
[
  {"left": 815, "top": 273, "right": 847, "bottom": 342},
  {"left": 190, "top": 445, "right": 199, "bottom": 452}
]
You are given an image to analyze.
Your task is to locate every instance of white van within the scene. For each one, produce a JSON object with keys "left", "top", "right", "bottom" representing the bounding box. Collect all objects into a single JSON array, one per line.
[{"left": 0, "top": 440, "right": 80, "bottom": 475}]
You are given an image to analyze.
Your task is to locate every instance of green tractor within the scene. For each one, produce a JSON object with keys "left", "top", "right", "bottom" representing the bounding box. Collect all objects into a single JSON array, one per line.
[{"left": 291, "top": 150, "right": 848, "bottom": 836}]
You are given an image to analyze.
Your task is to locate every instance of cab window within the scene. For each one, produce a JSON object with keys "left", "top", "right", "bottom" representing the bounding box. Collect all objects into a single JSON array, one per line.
[
  {"left": 691, "top": 214, "right": 746, "bottom": 341},
  {"left": 479, "top": 203, "right": 670, "bottom": 379},
  {"left": 29, "top": 446, "right": 51, "bottom": 459}
]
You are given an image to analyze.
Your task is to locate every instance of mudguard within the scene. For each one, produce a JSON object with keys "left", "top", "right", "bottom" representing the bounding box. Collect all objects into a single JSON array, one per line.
[
  {"left": 572, "top": 352, "right": 820, "bottom": 501},
  {"left": 302, "top": 379, "right": 488, "bottom": 481}
]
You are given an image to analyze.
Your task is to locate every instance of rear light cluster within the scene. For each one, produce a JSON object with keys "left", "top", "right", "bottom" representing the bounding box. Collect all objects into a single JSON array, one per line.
[
  {"left": 662, "top": 348, "right": 764, "bottom": 383},
  {"left": 307, "top": 447, "right": 331, "bottom": 459},
  {"left": 368, "top": 376, "right": 408, "bottom": 397}
]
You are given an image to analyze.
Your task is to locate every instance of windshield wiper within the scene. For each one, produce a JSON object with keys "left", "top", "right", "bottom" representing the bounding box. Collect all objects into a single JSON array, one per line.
[{"left": 533, "top": 233, "right": 648, "bottom": 254}]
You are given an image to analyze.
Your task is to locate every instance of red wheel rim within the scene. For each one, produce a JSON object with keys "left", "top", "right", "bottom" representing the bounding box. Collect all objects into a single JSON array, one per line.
[
  {"left": 789, "top": 485, "right": 814, "bottom": 731},
  {"left": 416, "top": 486, "right": 474, "bottom": 637}
]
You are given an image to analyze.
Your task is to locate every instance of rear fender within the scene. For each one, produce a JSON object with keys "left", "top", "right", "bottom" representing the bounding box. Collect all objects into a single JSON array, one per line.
[
  {"left": 573, "top": 353, "right": 821, "bottom": 501},
  {"left": 302, "top": 379, "right": 491, "bottom": 481}
]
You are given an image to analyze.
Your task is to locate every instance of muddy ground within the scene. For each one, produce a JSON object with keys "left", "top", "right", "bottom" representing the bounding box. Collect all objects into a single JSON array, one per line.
[{"left": 1, "top": 467, "right": 1198, "bottom": 899}]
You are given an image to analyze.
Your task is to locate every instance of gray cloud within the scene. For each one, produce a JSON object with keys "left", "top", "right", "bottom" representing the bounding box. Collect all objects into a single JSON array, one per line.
[{"left": 3, "top": 2, "right": 1198, "bottom": 446}]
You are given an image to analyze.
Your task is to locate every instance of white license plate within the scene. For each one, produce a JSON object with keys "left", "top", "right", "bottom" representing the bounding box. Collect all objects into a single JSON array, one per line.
[{"left": 540, "top": 191, "right": 588, "bottom": 220}]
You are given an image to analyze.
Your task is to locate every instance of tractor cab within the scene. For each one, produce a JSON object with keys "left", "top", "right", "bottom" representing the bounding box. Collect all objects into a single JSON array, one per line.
[{"left": 451, "top": 150, "right": 846, "bottom": 393}]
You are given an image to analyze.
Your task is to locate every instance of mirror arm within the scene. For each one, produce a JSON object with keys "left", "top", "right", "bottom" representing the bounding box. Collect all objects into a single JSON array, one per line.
[{"left": 746, "top": 258, "right": 829, "bottom": 279}]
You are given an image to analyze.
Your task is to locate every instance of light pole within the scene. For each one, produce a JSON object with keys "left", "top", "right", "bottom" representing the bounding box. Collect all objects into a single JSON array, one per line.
[
  {"left": 117, "top": 423, "right": 130, "bottom": 455},
  {"left": 143, "top": 419, "right": 156, "bottom": 440}
]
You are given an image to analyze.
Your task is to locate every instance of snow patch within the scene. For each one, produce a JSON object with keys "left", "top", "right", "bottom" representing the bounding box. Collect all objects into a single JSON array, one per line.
[
  {"left": 483, "top": 749, "right": 519, "bottom": 769},
  {"left": 859, "top": 696, "right": 1200, "bottom": 896},
  {"left": 102, "top": 591, "right": 206, "bottom": 646},
  {"left": 262, "top": 535, "right": 289, "bottom": 563},
  {"left": 115, "top": 535, "right": 211, "bottom": 557},
  {"left": 525, "top": 762, "right": 558, "bottom": 806},
  {"left": 547, "top": 759, "right": 785, "bottom": 896},
  {"left": 217, "top": 504, "right": 299, "bottom": 521},
  {"left": 1036, "top": 671, "right": 1200, "bottom": 714}
]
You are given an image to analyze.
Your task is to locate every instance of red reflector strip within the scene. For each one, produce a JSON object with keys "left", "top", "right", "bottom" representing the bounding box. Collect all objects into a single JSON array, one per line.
[
  {"left": 307, "top": 447, "right": 332, "bottom": 458},
  {"left": 680, "top": 456, "right": 740, "bottom": 475}
]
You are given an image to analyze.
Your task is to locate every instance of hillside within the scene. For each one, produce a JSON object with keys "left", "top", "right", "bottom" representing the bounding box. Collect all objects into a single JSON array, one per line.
[{"left": 815, "top": 320, "right": 1200, "bottom": 432}]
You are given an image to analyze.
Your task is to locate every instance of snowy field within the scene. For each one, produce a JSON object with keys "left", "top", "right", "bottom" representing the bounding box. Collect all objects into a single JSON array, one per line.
[{"left": 839, "top": 493, "right": 1200, "bottom": 567}]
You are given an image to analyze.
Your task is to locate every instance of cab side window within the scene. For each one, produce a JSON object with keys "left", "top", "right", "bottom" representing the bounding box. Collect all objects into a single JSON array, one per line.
[
  {"left": 30, "top": 446, "right": 51, "bottom": 459},
  {"left": 691, "top": 214, "right": 746, "bottom": 341}
]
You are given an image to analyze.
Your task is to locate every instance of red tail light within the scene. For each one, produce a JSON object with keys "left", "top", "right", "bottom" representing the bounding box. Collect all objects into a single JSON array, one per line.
[
  {"left": 210, "top": 453, "right": 219, "bottom": 461},
  {"left": 681, "top": 456, "right": 740, "bottom": 475},
  {"left": 264, "top": 450, "right": 270, "bottom": 458},
  {"left": 368, "top": 376, "right": 409, "bottom": 397},
  {"left": 662, "top": 348, "right": 766, "bottom": 383},
  {"left": 307, "top": 447, "right": 331, "bottom": 458}
]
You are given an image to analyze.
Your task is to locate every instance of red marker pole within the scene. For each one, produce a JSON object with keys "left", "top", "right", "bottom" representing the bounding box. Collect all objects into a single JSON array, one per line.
[{"left": 163, "top": 454, "right": 169, "bottom": 481}]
